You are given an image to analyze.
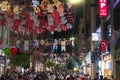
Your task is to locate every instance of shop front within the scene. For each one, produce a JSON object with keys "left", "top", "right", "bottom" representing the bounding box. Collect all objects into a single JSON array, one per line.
[{"left": 102, "top": 54, "right": 112, "bottom": 79}]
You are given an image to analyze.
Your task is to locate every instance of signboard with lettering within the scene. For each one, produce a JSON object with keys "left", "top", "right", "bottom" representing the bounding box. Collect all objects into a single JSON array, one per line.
[{"left": 98, "top": 0, "right": 108, "bottom": 17}]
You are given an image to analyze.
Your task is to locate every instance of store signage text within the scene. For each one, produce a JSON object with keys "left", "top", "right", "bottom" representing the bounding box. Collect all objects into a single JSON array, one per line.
[{"left": 99, "top": 0, "right": 108, "bottom": 17}]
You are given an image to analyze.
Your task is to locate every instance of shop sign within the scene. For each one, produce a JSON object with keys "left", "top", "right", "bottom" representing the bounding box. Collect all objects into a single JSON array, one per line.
[
  {"left": 98, "top": 0, "right": 108, "bottom": 17},
  {"left": 103, "top": 54, "right": 111, "bottom": 61}
]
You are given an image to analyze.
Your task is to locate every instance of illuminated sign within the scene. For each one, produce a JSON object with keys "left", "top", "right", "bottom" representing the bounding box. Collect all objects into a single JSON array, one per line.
[{"left": 99, "top": 0, "right": 108, "bottom": 17}]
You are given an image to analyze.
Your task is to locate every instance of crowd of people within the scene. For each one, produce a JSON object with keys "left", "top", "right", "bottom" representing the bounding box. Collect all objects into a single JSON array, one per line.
[
  {"left": 0, "top": 71, "right": 112, "bottom": 80},
  {"left": 0, "top": 71, "right": 88, "bottom": 80}
]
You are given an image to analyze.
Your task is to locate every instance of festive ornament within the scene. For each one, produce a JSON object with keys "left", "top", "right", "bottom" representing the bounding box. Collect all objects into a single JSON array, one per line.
[
  {"left": 10, "top": 47, "right": 17, "bottom": 55},
  {"left": 32, "top": 0, "right": 40, "bottom": 7},
  {"left": 33, "top": 7, "right": 40, "bottom": 13},
  {"left": 4, "top": 48, "right": 10, "bottom": 55},
  {"left": 47, "top": 4, "right": 54, "bottom": 13},
  {"left": 40, "top": 0, "right": 50, "bottom": 11},
  {"left": 13, "top": 5, "right": 20, "bottom": 14},
  {"left": 0, "top": 1, "right": 10, "bottom": 11},
  {"left": 56, "top": 1, "right": 64, "bottom": 13}
]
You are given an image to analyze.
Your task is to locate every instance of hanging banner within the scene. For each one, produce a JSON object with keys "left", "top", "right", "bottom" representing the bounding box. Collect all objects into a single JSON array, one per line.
[
  {"left": 100, "top": 39, "right": 108, "bottom": 52},
  {"left": 24, "top": 40, "right": 29, "bottom": 51},
  {"left": 98, "top": 0, "right": 108, "bottom": 17}
]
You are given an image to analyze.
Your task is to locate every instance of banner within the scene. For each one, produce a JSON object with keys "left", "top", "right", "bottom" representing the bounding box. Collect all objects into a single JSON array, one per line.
[{"left": 100, "top": 39, "right": 108, "bottom": 52}]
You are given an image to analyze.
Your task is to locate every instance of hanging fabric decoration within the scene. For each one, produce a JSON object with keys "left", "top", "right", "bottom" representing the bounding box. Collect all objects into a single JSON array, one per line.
[
  {"left": 0, "top": 13, "right": 7, "bottom": 26},
  {"left": 29, "top": 12, "right": 35, "bottom": 20},
  {"left": 24, "top": 40, "right": 29, "bottom": 51},
  {"left": 56, "top": 0, "right": 64, "bottom": 13},
  {"left": 61, "top": 39, "right": 66, "bottom": 52},
  {"left": 0, "top": 0, "right": 75, "bottom": 35},
  {"left": 66, "top": 8, "right": 74, "bottom": 23},
  {"left": 61, "top": 16, "right": 67, "bottom": 24},
  {"left": 12, "top": 19, "right": 20, "bottom": 32},
  {"left": 52, "top": 10, "right": 60, "bottom": 29},
  {"left": 14, "top": 14, "right": 20, "bottom": 19},
  {"left": 47, "top": 4, "right": 54, "bottom": 13},
  {"left": 47, "top": 14, "right": 54, "bottom": 26},
  {"left": 60, "top": 24, "right": 67, "bottom": 31},
  {"left": 66, "top": 23, "right": 72, "bottom": 29}
]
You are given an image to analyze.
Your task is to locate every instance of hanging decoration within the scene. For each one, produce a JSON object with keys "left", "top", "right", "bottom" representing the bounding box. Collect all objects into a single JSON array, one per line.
[
  {"left": 4, "top": 48, "right": 10, "bottom": 55},
  {"left": 0, "top": 0, "right": 74, "bottom": 35},
  {"left": 0, "top": 1, "right": 10, "bottom": 11},
  {"left": 100, "top": 39, "right": 108, "bottom": 52},
  {"left": 10, "top": 47, "right": 17, "bottom": 55}
]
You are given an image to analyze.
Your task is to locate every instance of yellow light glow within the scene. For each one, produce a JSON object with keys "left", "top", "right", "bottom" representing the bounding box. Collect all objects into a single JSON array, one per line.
[
  {"left": 68, "top": 0, "right": 84, "bottom": 4},
  {"left": 1, "top": 1, "right": 10, "bottom": 11},
  {"left": 69, "top": 0, "right": 80, "bottom": 3},
  {"left": 34, "top": 7, "right": 40, "bottom": 13},
  {"left": 73, "top": 67, "right": 77, "bottom": 71},
  {"left": 13, "top": 5, "right": 20, "bottom": 14}
]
